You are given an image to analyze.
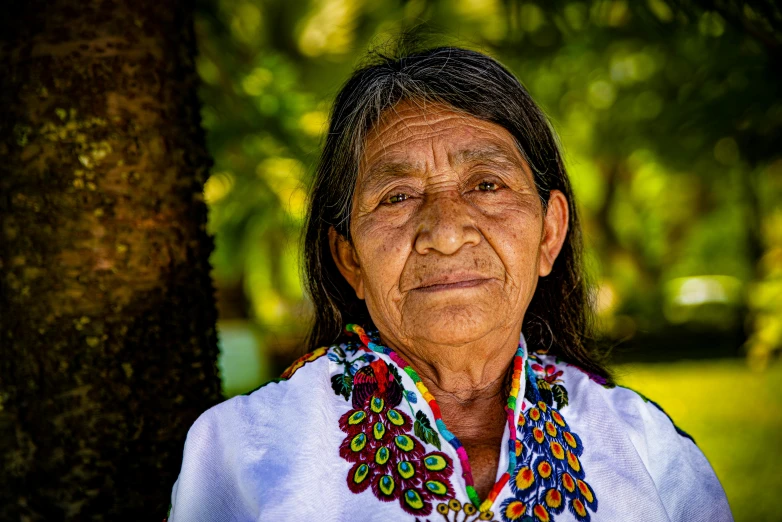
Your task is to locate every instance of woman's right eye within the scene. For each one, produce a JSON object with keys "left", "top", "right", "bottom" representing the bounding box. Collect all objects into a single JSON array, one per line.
[{"left": 385, "top": 193, "right": 409, "bottom": 205}]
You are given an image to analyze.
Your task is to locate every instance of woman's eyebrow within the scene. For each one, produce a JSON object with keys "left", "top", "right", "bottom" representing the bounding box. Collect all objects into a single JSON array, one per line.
[
  {"left": 449, "top": 143, "right": 525, "bottom": 168},
  {"left": 360, "top": 159, "right": 420, "bottom": 194}
]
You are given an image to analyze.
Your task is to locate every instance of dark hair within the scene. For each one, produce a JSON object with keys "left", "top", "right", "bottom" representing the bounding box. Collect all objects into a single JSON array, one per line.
[{"left": 303, "top": 45, "right": 611, "bottom": 379}]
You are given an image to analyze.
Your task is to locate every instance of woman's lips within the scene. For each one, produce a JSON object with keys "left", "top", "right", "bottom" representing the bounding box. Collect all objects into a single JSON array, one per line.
[{"left": 412, "top": 275, "right": 493, "bottom": 292}]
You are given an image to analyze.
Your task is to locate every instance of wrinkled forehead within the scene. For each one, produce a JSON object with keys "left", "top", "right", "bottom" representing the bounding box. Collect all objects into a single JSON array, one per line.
[{"left": 357, "top": 100, "right": 529, "bottom": 187}]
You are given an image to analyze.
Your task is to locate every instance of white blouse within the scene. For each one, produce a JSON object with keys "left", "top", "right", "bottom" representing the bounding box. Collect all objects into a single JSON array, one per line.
[{"left": 168, "top": 330, "right": 732, "bottom": 522}]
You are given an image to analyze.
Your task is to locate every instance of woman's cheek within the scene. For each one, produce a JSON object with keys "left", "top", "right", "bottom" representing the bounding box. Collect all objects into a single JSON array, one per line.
[{"left": 355, "top": 221, "right": 410, "bottom": 282}]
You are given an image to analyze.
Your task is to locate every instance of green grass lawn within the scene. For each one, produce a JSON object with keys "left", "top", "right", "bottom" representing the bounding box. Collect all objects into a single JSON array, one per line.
[{"left": 616, "top": 359, "right": 782, "bottom": 522}]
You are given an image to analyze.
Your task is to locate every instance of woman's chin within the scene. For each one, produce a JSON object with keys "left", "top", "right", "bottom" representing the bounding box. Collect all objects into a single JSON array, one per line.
[{"left": 399, "top": 304, "right": 504, "bottom": 347}]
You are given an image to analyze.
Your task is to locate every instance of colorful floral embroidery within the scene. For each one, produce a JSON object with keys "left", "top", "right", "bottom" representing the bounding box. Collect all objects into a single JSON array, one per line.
[
  {"left": 419, "top": 498, "right": 498, "bottom": 521},
  {"left": 348, "top": 324, "right": 526, "bottom": 512},
  {"left": 527, "top": 357, "right": 569, "bottom": 410},
  {"left": 328, "top": 342, "right": 378, "bottom": 400},
  {"left": 500, "top": 357, "right": 598, "bottom": 522},
  {"left": 335, "top": 355, "right": 455, "bottom": 516}
]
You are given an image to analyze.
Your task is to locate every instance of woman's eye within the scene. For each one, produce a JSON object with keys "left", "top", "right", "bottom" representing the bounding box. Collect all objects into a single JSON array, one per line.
[
  {"left": 476, "top": 181, "right": 499, "bottom": 192},
  {"left": 385, "top": 193, "right": 409, "bottom": 204}
]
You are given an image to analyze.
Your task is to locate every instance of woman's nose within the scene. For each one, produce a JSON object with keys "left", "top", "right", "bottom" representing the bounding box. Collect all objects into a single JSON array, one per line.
[{"left": 413, "top": 193, "right": 481, "bottom": 255}]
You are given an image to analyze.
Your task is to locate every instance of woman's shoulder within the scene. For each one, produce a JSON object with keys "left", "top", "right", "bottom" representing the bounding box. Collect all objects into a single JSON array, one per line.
[
  {"left": 528, "top": 352, "right": 694, "bottom": 443},
  {"left": 241, "top": 345, "right": 334, "bottom": 396},
  {"left": 528, "top": 352, "right": 732, "bottom": 521},
  {"left": 187, "top": 345, "right": 338, "bottom": 437},
  {"left": 168, "top": 345, "right": 342, "bottom": 521},
  {"left": 529, "top": 352, "right": 726, "bottom": 497}
]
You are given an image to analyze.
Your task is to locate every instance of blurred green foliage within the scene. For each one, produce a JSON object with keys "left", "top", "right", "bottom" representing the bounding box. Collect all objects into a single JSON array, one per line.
[
  {"left": 193, "top": 2, "right": 782, "bottom": 518},
  {"left": 193, "top": 0, "right": 782, "bottom": 369}
]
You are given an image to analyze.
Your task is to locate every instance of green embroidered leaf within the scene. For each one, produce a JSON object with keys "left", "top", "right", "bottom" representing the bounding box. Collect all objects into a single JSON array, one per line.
[
  {"left": 552, "top": 384, "right": 569, "bottom": 409},
  {"left": 537, "top": 379, "right": 554, "bottom": 406},
  {"left": 331, "top": 373, "right": 353, "bottom": 401},
  {"left": 388, "top": 364, "right": 404, "bottom": 385},
  {"left": 414, "top": 410, "right": 441, "bottom": 450}
]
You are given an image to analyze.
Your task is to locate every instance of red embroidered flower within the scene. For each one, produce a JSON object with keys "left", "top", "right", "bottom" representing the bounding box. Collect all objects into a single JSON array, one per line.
[{"left": 531, "top": 363, "right": 564, "bottom": 385}]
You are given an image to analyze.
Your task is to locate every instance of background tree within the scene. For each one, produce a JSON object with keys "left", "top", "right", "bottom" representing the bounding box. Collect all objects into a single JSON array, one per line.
[{"left": 0, "top": 0, "right": 221, "bottom": 519}]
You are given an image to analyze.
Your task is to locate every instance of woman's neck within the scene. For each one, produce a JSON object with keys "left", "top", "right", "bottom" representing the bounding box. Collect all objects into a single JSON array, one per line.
[{"left": 379, "top": 324, "right": 520, "bottom": 400}]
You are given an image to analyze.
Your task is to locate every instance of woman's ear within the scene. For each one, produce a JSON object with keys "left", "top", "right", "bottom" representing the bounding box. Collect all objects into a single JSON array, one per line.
[
  {"left": 328, "top": 227, "right": 365, "bottom": 299},
  {"left": 538, "top": 190, "right": 569, "bottom": 277}
]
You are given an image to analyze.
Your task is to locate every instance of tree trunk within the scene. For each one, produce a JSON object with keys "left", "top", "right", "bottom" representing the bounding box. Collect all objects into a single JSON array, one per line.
[{"left": 0, "top": 0, "right": 222, "bottom": 519}]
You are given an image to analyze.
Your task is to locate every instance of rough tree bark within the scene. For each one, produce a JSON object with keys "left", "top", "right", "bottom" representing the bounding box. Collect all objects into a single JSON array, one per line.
[{"left": 0, "top": 0, "right": 222, "bottom": 519}]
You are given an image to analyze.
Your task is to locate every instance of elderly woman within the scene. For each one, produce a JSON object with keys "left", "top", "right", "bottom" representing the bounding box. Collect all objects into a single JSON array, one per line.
[{"left": 168, "top": 47, "right": 732, "bottom": 522}]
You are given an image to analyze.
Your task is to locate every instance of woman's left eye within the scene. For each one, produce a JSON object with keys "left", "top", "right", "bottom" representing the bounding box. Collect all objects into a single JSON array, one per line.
[{"left": 476, "top": 181, "right": 499, "bottom": 192}]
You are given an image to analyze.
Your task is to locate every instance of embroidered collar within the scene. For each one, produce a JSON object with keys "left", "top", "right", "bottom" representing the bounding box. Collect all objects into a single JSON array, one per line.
[{"left": 345, "top": 324, "right": 528, "bottom": 512}]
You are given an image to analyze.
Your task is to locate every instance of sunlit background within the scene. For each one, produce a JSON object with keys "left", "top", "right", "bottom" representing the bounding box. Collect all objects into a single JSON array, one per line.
[{"left": 191, "top": 1, "right": 782, "bottom": 520}]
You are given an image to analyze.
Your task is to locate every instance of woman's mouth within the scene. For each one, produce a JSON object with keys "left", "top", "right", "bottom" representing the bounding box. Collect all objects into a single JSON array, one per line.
[{"left": 413, "top": 274, "right": 492, "bottom": 292}]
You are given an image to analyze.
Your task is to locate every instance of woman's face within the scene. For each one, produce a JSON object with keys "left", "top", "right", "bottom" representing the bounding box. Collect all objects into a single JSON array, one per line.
[{"left": 331, "top": 101, "right": 568, "bottom": 349}]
